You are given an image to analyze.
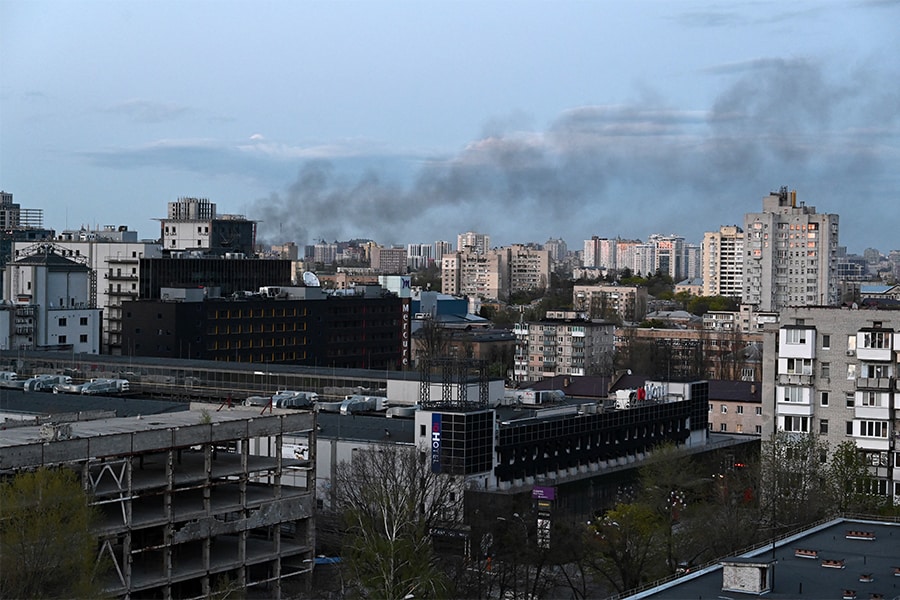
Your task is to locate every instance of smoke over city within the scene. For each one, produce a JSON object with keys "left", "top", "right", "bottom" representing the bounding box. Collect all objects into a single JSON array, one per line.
[{"left": 253, "top": 57, "right": 900, "bottom": 249}]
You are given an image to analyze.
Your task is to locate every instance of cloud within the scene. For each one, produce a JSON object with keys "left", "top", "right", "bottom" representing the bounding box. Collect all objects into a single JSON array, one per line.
[{"left": 103, "top": 99, "right": 192, "bottom": 123}]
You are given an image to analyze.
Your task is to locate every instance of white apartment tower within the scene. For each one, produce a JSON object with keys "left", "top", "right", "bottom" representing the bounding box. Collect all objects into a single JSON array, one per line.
[
  {"left": 764, "top": 307, "right": 900, "bottom": 504},
  {"left": 702, "top": 225, "right": 744, "bottom": 298},
  {"left": 743, "top": 187, "right": 839, "bottom": 311},
  {"left": 457, "top": 231, "right": 490, "bottom": 255}
]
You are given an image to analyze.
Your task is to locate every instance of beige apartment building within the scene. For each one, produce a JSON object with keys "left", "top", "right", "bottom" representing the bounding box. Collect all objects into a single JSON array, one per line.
[
  {"left": 573, "top": 284, "right": 648, "bottom": 322},
  {"left": 441, "top": 245, "right": 550, "bottom": 301},
  {"left": 513, "top": 311, "right": 615, "bottom": 383},
  {"left": 702, "top": 225, "right": 744, "bottom": 298}
]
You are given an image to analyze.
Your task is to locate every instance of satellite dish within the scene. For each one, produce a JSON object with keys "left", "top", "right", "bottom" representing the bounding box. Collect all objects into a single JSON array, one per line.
[{"left": 302, "top": 271, "right": 321, "bottom": 287}]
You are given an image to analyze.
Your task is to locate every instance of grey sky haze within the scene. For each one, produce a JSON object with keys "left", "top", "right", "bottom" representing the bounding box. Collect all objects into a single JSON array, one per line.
[{"left": 2, "top": 0, "right": 898, "bottom": 252}]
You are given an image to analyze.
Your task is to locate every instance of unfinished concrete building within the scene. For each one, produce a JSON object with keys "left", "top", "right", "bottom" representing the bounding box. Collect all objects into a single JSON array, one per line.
[{"left": 0, "top": 406, "right": 316, "bottom": 599}]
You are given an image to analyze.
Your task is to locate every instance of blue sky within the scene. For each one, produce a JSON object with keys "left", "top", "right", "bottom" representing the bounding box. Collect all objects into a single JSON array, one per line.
[{"left": 2, "top": 0, "right": 898, "bottom": 252}]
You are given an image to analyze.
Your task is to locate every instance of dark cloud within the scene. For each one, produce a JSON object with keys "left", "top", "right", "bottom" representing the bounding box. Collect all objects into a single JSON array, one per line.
[{"left": 251, "top": 56, "right": 899, "bottom": 251}]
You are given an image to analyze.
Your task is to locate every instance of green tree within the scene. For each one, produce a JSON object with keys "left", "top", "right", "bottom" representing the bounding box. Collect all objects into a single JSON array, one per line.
[
  {"left": 0, "top": 467, "right": 104, "bottom": 599},
  {"left": 826, "top": 441, "right": 885, "bottom": 514},
  {"left": 332, "top": 445, "right": 454, "bottom": 599},
  {"left": 586, "top": 503, "right": 666, "bottom": 594},
  {"left": 759, "top": 431, "right": 830, "bottom": 533}
]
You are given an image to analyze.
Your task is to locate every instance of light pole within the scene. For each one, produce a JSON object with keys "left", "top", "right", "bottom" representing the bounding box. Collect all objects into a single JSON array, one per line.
[{"left": 498, "top": 513, "right": 529, "bottom": 598}]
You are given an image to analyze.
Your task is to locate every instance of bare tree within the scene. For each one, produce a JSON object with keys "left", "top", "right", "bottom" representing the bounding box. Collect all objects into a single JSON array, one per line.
[{"left": 332, "top": 444, "right": 458, "bottom": 599}]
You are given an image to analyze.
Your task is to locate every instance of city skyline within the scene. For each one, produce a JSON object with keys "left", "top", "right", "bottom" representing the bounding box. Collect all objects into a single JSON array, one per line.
[{"left": 2, "top": 1, "right": 899, "bottom": 250}]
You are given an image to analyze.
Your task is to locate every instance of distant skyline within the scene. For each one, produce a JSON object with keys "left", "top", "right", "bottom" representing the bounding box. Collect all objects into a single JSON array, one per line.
[{"left": 2, "top": 1, "right": 898, "bottom": 253}]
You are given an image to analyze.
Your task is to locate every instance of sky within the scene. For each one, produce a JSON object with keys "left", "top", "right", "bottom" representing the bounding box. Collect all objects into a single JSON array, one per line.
[{"left": 2, "top": 0, "right": 899, "bottom": 253}]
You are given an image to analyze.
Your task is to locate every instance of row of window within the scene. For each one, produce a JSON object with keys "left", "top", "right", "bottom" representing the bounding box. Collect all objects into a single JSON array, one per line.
[
  {"left": 709, "top": 404, "right": 761, "bottom": 415},
  {"left": 57, "top": 317, "right": 90, "bottom": 327},
  {"left": 777, "top": 416, "right": 890, "bottom": 438}
]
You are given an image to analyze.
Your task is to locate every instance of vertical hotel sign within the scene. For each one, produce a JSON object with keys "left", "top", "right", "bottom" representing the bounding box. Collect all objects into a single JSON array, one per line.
[
  {"left": 431, "top": 413, "right": 442, "bottom": 473},
  {"left": 400, "top": 276, "right": 411, "bottom": 368}
]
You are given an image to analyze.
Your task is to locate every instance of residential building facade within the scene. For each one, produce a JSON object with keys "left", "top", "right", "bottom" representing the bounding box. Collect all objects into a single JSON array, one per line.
[
  {"left": 513, "top": 311, "right": 615, "bottom": 383},
  {"left": 573, "top": 284, "right": 648, "bottom": 322},
  {"left": 702, "top": 225, "right": 744, "bottom": 298},
  {"left": 743, "top": 187, "right": 840, "bottom": 311},
  {"left": 763, "top": 306, "right": 900, "bottom": 503}
]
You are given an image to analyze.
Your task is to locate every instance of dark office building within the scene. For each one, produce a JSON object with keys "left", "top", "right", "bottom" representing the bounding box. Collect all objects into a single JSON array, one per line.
[
  {"left": 122, "top": 290, "right": 405, "bottom": 369},
  {"left": 138, "top": 256, "right": 293, "bottom": 299}
]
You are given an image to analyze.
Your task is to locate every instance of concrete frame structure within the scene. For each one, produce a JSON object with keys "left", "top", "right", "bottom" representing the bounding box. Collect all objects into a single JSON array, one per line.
[
  {"left": 0, "top": 407, "right": 316, "bottom": 599},
  {"left": 763, "top": 306, "right": 900, "bottom": 503}
]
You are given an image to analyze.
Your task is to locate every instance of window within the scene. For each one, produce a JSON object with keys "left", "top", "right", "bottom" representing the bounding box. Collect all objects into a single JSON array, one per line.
[
  {"left": 785, "top": 329, "right": 807, "bottom": 344},
  {"left": 859, "top": 420, "right": 888, "bottom": 438},
  {"left": 782, "top": 386, "right": 804, "bottom": 403},
  {"left": 782, "top": 416, "right": 809, "bottom": 432},
  {"left": 846, "top": 393, "right": 855, "bottom": 408},
  {"left": 847, "top": 363, "right": 857, "bottom": 380},
  {"left": 786, "top": 358, "right": 813, "bottom": 375},
  {"left": 755, "top": 425, "right": 762, "bottom": 434},
  {"left": 860, "top": 392, "right": 880, "bottom": 407},
  {"left": 865, "top": 363, "right": 890, "bottom": 378},
  {"left": 420, "top": 425, "right": 426, "bottom": 437},
  {"left": 846, "top": 421, "right": 853, "bottom": 435},
  {"left": 721, "top": 405, "right": 728, "bottom": 413},
  {"left": 79, "top": 317, "right": 88, "bottom": 326},
  {"left": 720, "top": 423, "right": 728, "bottom": 432},
  {"left": 58, "top": 317, "right": 67, "bottom": 326},
  {"left": 820, "top": 362, "right": 830, "bottom": 378},
  {"left": 862, "top": 331, "right": 888, "bottom": 349},
  {"left": 708, "top": 403, "right": 713, "bottom": 412},
  {"left": 821, "top": 334, "right": 831, "bottom": 349},
  {"left": 736, "top": 405, "right": 744, "bottom": 414},
  {"left": 756, "top": 406, "right": 762, "bottom": 416},
  {"left": 79, "top": 334, "right": 87, "bottom": 343},
  {"left": 58, "top": 335, "right": 67, "bottom": 344},
  {"left": 820, "top": 392, "right": 829, "bottom": 406}
]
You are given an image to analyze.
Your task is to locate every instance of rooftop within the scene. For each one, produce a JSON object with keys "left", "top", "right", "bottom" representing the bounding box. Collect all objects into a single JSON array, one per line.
[{"left": 632, "top": 517, "right": 900, "bottom": 600}]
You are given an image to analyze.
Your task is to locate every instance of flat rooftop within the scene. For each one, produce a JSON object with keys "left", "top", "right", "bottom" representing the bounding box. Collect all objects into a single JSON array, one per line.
[{"left": 633, "top": 517, "right": 900, "bottom": 600}]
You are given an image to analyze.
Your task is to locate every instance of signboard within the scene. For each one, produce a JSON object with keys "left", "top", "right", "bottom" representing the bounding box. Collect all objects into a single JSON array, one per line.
[
  {"left": 532, "top": 485, "right": 556, "bottom": 501},
  {"left": 431, "top": 413, "right": 442, "bottom": 473}
]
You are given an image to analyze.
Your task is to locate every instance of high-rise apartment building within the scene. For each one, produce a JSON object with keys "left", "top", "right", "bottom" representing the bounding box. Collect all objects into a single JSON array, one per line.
[
  {"left": 441, "top": 244, "right": 550, "bottom": 301},
  {"left": 743, "top": 187, "right": 839, "bottom": 311},
  {"left": 507, "top": 244, "right": 551, "bottom": 294},
  {"left": 441, "top": 251, "right": 506, "bottom": 300},
  {"left": 582, "top": 237, "right": 617, "bottom": 270},
  {"left": 702, "top": 225, "right": 744, "bottom": 298},
  {"left": 457, "top": 231, "right": 490, "bottom": 255},
  {"left": 764, "top": 306, "right": 900, "bottom": 503},
  {"left": 649, "top": 234, "right": 686, "bottom": 281},
  {"left": 370, "top": 245, "right": 407, "bottom": 274}
]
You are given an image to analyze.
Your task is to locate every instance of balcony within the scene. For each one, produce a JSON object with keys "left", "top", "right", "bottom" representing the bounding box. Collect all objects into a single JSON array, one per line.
[
  {"left": 856, "top": 377, "right": 892, "bottom": 391},
  {"left": 777, "top": 373, "right": 813, "bottom": 386}
]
